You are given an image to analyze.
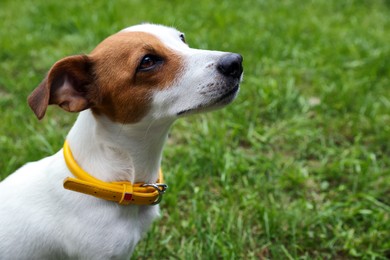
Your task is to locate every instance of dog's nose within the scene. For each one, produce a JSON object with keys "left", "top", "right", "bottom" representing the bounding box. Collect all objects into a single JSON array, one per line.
[{"left": 217, "top": 53, "right": 243, "bottom": 79}]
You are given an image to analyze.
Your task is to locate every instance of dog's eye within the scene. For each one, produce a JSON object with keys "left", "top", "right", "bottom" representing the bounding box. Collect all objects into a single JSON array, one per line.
[
  {"left": 138, "top": 55, "right": 162, "bottom": 71},
  {"left": 179, "top": 33, "right": 186, "bottom": 43}
]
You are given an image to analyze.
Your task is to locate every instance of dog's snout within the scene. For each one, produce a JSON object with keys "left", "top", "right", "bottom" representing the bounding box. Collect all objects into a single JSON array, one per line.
[{"left": 217, "top": 53, "right": 243, "bottom": 79}]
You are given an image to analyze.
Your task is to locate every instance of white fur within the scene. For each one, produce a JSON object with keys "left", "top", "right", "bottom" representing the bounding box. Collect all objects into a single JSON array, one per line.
[{"left": 0, "top": 24, "right": 242, "bottom": 259}]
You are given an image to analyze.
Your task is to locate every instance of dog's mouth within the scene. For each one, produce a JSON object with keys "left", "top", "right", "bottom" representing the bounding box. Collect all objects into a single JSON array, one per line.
[
  {"left": 177, "top": 84, "right": 240, "bottom": 116},
  {"left": 215, "top": 84, "right": 240, "bottom": 104}
]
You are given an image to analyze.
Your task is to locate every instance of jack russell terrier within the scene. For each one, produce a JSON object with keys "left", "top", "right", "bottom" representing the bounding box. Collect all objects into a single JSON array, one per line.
[{"left": 0, "top": 23, "right": 243, "bottom": 259}]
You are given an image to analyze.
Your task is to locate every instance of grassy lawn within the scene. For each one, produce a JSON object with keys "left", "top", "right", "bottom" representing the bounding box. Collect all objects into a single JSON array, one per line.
[{"left": 1, "top": 0, "right": 389, "bottom": 259}]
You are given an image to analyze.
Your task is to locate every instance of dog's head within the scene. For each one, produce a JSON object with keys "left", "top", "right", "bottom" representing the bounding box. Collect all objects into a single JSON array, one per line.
[{"left": 28, "top": 24, "right": 243, "bottom": 123}]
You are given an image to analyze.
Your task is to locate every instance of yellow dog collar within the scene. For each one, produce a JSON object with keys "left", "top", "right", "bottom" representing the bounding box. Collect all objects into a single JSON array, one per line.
[{"left": 62, "top": 141, "right": 167, "bottom": 205}]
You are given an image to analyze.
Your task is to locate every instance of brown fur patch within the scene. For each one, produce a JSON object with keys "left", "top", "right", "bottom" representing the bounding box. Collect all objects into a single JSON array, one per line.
[{"left": 89, "top": 31, "right": 183, "bottom": 123}]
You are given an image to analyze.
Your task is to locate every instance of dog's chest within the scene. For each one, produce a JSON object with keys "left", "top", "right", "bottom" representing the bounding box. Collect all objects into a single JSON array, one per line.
[{"left": 60, "top": 199, "right": 160, "bottom": 258}]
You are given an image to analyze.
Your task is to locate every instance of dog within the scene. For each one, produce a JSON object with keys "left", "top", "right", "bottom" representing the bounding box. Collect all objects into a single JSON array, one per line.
[{"left": 0, "top": 23, "right": 243, "bottom": 259}]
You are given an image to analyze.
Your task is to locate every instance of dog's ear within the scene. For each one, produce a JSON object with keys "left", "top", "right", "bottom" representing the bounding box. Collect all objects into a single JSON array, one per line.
[{"left": 28, "top": 55, "right": 95, "bottom": 120}]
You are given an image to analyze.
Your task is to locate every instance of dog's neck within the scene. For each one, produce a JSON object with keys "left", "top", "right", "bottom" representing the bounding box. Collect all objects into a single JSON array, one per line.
[{"left": 66, "top": 110, "right": 174, "bottom": 183}]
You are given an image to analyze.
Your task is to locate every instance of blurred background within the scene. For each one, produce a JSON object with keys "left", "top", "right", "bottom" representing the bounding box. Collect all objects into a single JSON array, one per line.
[{"left": 0, "top": 0, "right": 389, "bottom": 258}]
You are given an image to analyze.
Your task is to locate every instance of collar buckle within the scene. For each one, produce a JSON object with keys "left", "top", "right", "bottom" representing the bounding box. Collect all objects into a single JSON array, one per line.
[{"left": 142, "top": 183, "right": 168, "bottom": 205}]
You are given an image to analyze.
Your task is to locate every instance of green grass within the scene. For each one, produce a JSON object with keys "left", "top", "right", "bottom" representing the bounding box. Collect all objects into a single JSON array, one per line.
[{"left": 1, "top": 0, "right": 389, "bottom": 259}]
